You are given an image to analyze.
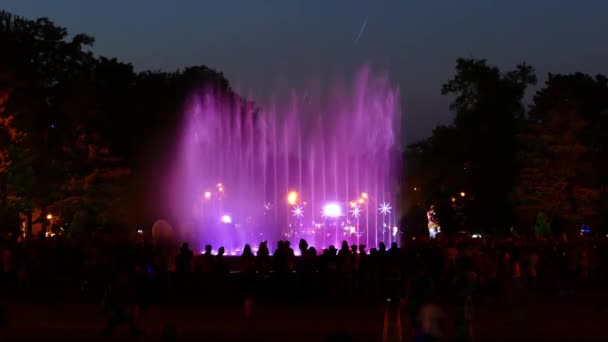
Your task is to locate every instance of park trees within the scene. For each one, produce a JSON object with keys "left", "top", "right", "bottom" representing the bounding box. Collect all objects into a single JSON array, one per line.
[
  {"left": 405, "top": 58, "right": 536, "bottom": 234},
  {"left": 514, "top": 73, "right": 608, "bottom": 233}
]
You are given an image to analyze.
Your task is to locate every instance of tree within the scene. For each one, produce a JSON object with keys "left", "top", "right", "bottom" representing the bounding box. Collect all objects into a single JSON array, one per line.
[
  {"left": 534, "top": 212, "right": 552, "bottom": 237},
  {"left": 515, "top": 73, "right": 607, "bottom": 233},
  {"left": 405, "top": 58, "right": 536, "bottom": 234}
]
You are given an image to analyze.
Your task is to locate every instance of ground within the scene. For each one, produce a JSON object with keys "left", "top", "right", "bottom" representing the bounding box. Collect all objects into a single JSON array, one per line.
[{"left": 2, "top": 290, "right": 608, "bottom": 341}]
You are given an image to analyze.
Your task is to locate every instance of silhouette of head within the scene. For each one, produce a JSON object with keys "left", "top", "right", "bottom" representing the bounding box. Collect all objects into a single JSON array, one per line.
[
  {"left": 299, "top": 239, "right": 309, "bottom": 251},
  {"left": 341, "top": 241, "right": 349, "bottom": 250},
  {"left": 243, "top": 244, "right": 252, "bottom": 256},
  {"left": 379, "top": 242, "right": 386, "bottom": 252},
  {"left": 351, "top": 245, "right": 357, "bottom": 253},
  {"left": 359, "top": 245, "right": 366, "bottom": 254},
  {"left": 205, "top": 245, "right": 212, "bottom": 254},
  {"left": 182, "top": 242, "right": 189, "bottom": 250},
  {"left": 218, "top": 247, "right": 225, "bottom": 256}
]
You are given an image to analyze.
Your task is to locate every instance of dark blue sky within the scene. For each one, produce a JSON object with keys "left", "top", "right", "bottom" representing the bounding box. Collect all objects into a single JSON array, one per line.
[{"left": 3, "top": 0, "right": 607, "bottom": 142}]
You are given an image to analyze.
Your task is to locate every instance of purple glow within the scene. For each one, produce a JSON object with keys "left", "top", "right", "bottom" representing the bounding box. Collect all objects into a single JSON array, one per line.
[
  {"left": 220, "top": 215, "right": 232, "bottom": 224},
  {"left": 323, "top": 203, "right": 343, "bottom": 218},
  {"left": 167, "top": 65, "right": 401, "bottom": 250}
]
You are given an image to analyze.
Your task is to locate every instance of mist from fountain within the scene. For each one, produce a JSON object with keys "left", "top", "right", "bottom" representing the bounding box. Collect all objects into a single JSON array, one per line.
[{"left": 168, "top": 65, "right": 401, "bottom": 251}]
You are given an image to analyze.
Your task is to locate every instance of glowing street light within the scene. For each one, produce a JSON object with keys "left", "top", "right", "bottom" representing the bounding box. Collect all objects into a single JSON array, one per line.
[
  {"left": 287, "top": 191, "right": 298, "bottom": 206},
  {"left": 204, "top": 191, "right": 212, "bottom": 199},
  {"left": 46, "top": 214, "right": 53, "bottom": 220}
]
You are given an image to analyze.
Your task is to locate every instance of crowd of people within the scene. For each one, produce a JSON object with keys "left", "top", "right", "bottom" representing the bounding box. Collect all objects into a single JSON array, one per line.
[{"left": 1, "top": 232, "right": 608, "bottom": 340}]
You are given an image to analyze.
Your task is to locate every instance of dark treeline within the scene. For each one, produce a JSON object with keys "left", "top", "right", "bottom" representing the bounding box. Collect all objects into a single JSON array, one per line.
[
  {"left": 0, "top": 10, "right": 248, "bottom": 237},
  {"left": 404, "top": 59, "right": 608, "bottom": 236},
  {"left": 1, "top": 10, "right": 607, "bottom": 238}
]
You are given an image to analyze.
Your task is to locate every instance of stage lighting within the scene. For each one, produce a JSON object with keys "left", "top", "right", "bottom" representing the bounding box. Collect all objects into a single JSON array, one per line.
[
  {"left": 323, "top": 203, "right": 343, "bottom": 218},
  {"left": 220, "top": 215, "right": 232, "bottom": 224}
]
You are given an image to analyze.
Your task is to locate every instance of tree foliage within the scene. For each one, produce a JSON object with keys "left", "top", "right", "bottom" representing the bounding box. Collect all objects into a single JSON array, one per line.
[{"left": 0, "top": 10, "right": 240, "bottom": 236}]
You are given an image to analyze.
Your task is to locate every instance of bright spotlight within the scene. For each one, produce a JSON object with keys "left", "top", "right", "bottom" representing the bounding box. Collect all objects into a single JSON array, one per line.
[
  {"left": 350, "top": 201, "right": 357, "bottom": 208},
  {"left": 220, "top": 215, "right": 232, "bottom": 224},
  {"left": 322, "top": 203, "right": 343, "bottom": 218},
  {"left": 361, "top": 192, "right": 368, "bottom": 199},
  {"left": 204, "top": 191, "right": 212, "bottom": 199},
  {"left": 46, "top": 214, "right": 53, "bottom": 220},
  {"left": 358, "top": 198, "right": 365, "bottom": 204},
  {"left": 287, "top": 191, "right": 298, "bottom": 206},
  {"left": 460, "top": 191, "right": 466, "bottom": 197}
]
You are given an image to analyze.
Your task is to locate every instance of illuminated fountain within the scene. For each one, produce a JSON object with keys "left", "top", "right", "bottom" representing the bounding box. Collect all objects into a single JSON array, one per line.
[{"left": 167, "top": 65, "right": 401, "bottom": 251}]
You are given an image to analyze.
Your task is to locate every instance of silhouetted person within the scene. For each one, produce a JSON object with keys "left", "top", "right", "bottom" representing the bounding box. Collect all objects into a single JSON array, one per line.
[
  {"left": 102, "top": 267, "right": 140, "bottom": 337},
  {"left": 175, "top": 242, "right": 193, "bottom": 273},
  {"left": 351, "top": 245, "right": 360, "bottom": 290},
  {"left": 452, "top": 256, "right": 476, "bottom": 341},
  {"left": 299, "top": 239, "right": 309, "bottom": 255},
  {"left": 358, "top": 245, "right": 368, "bottom": 291},
  {"left": 215, "top": 247, "right": 228, "bottom": 275},
  {"left": 274, "top": 241, "right": 287, "bottom": 273},
  {"left": 285, "top": 241, "right": 296, "bottom": 272},
  {"left": 256, "top": 241, "right": 271, "bottom": 275},
  {"left": 337, "top": 241, "right": 353, "bottom": 296},
  {"left": 240, "top": 245, "right": 256, "bottom": 320},
  {"left": 200, "top": 245, "right": 215, "bottom": 273}
]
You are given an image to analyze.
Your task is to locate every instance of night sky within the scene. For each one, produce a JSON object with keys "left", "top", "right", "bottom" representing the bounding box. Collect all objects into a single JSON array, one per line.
[{"left": 3, "top": 0, "right": 607, "bottom": 143}]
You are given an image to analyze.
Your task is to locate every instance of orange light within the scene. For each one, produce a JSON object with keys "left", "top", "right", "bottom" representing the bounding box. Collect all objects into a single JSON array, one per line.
[
  {"left": 287, "top": 191, "right": 298, "bottom": 205},
  {"left": 361, "top": 192, "right": 368, "bottom": 199},
  {"left": 358, "top": 198, "right": 365, "bottom": 204},
  {"left": 460, "top": 192, "right": 466, "bottom": 197},
  {"left": 46, "top": 214, "right": 53, "bottom": 220},
  {"left": 350, "top": 201, "right": 357, "bottom": 208},
  {"left": 451, "top": 197, "right": 456, "bottom": 203}
]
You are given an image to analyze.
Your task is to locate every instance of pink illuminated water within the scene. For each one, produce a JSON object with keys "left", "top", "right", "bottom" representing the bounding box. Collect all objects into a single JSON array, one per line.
[{"left": 167, "top": 66, "right": 401, "bottom": 251}]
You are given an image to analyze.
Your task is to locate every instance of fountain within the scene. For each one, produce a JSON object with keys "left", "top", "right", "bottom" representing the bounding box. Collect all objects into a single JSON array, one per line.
[{"left": 167, "top": 65, "right": 401, "bottom": 251}]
